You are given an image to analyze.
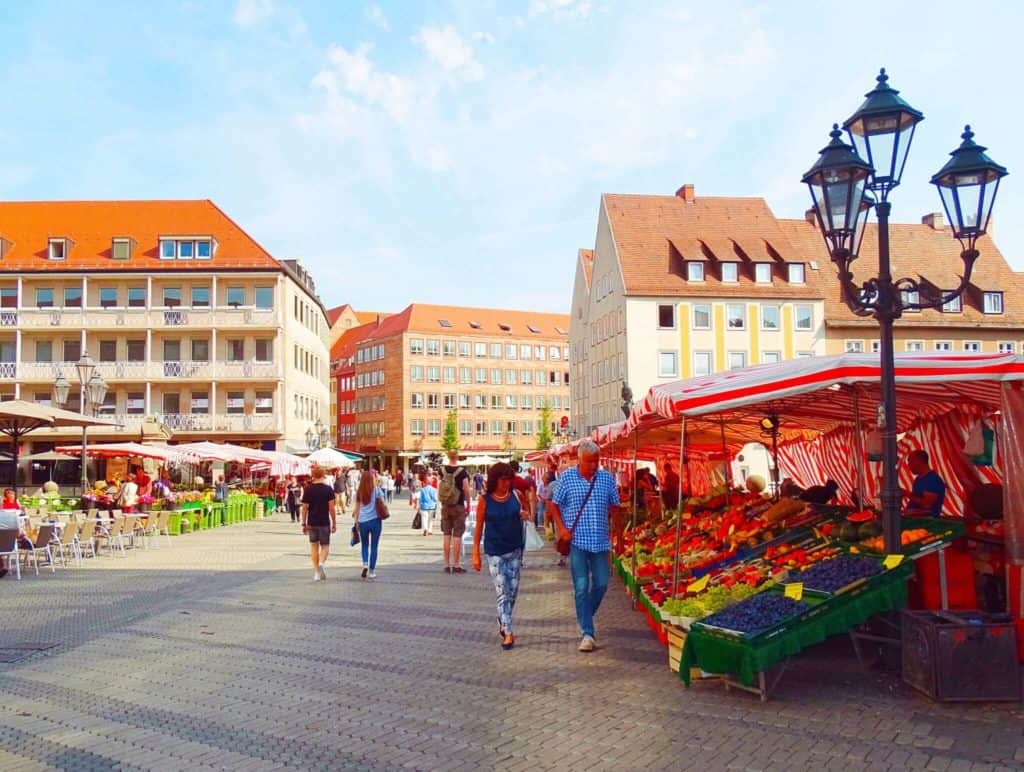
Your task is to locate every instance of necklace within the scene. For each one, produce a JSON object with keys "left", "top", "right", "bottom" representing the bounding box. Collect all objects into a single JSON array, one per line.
[{"left": 491, "top": 491, "right": 511, "bottom": 502}]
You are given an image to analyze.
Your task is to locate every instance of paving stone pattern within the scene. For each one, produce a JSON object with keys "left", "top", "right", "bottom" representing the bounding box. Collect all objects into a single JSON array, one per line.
[{"left": 1, "top": 499, "right": 1023, "bottom": 771}]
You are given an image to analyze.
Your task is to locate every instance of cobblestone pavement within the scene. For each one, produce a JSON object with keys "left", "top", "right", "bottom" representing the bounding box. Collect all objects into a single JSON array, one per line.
[{"left": 1, "top": 498, "right": 1023, "bottom": 771}]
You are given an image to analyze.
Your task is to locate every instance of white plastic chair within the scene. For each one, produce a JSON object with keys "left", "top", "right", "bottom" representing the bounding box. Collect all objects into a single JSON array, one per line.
[{"left": 0, "top": 529, "right": 20, "bottom": 580}]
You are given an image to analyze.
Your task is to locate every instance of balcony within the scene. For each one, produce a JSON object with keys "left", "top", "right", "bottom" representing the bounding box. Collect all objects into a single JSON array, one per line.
[
  {"left": 152, "top": 360, "right": 215, "bottom": 380},
  {"left": 0, "top": 311, "right": 17, "bottom": 327},
  {"left": 14, "top": 360, "right": 280, "bottom": 382},
  {"left": 15, "top": 306, "right": 278, "bottom": 330},
  {"left": 0, "top": 362, "right": 16, "bottom": 379},
  {"left": 219, "top": 361, "right": 278, "bottom": 379},
  {"left": 160, "top": 412, "right": 278, "bottom": 433}
]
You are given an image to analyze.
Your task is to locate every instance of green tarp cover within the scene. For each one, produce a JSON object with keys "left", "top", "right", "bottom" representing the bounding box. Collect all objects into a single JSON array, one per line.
[{"left": 679, "top": 563, "right": 913, "bottom": 687}]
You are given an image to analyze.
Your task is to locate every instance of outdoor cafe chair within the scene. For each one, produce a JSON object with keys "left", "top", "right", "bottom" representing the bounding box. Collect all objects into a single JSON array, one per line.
[
  {"left": 0, "top": 529, "right": 20, "bottom": 580},
  {"left": 23, "top": 525, "right": 57, "bottom": 575},
  {"left": 96, "top": 517, "right": 125, "bottom": 557},
  {"left": 77, "top": 519, "right": 97, "bottom": 560},
  {"left": 51, "top": 519, "right": 81, "bottom": 568},
  {"left": 147, "top": 511, "right": 171, "bottom": 548},
  {"left": 129, "top": 515, "right": 149, "bottom": 549},
  {"left": 157, "top": 510, "right": 173, "bottom": 547}
]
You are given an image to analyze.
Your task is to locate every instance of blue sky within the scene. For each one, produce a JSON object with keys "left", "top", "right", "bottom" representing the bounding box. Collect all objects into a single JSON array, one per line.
[{"left": 0, "top": 0, "right": 1021, "bottom": 314}]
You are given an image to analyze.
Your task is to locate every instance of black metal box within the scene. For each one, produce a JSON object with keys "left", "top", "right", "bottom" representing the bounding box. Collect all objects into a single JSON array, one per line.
[{"left": 902, "top": 610, "right": 1020, "bottom": 702}]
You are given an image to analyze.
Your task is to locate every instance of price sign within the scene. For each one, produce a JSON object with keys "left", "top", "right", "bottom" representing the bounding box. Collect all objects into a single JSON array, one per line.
[
  {"left": 784, "top": 582, "right": 804, "bottom": 601},
  {"left": 687, "top": 574, "right": 710, "bottom": 593},
  {"left": 883, "top": 554, "right": 904, "bottom": 569},
  {"left": 812, "top": 526, "right": 823, "bottom": 540}
]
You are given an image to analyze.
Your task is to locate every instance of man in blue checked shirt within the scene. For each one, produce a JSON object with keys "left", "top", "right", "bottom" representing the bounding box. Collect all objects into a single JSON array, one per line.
[{"left": 550, "top": 440, "right": 622, "bottom": 653}]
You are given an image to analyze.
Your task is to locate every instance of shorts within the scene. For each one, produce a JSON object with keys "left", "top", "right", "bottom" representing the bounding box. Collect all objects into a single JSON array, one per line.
[
  {"left": 307, "top": 526, "right": 331, "bottom": 545},
  {"left": 440, "top": 503, "right": 467, "bottom": 537}
]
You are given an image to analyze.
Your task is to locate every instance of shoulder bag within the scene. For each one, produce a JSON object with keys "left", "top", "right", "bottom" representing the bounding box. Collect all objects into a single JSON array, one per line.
[
  {"left": 375, "top": 489, "right": 390, "bottom": 520},
  {"left": 555, "top": 474, "right": 598, "bottom": 556}
]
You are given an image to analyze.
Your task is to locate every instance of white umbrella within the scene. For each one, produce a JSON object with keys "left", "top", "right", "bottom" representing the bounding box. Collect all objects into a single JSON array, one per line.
[{"left": 306, "top": 447, "right": 355, "bottom": 469}]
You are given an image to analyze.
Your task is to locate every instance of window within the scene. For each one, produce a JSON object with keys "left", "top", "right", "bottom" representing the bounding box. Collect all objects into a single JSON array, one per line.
[
  {"left": 491, "top": 420, "right": 503, "bottom": 436},
  {"left": 504, "top": 369, "right": 515, "bottom": 385},
  {"left": 126, "top": 392, "right": 145, "bottom": 415},
  {"left": 410, "top": 339, "right": 424, "bottom": 355},
  {"left": 163, "top": 339, "right": 181, "bottom": 362},
  {"left": 35, "top": 341, "right": 52, "bottom": 362},
  {"left": 692, "top": 304, "right": 711, "bottom": 330},
  {"left": 196, "top": 241, "right": 212, "bottom": 259},
  {"left": 520, "top": 344, "right": 531, "bottom": 360},
  {"left": 520, "top": 370, "right": 533, "bottom": 385},
  {"left": 693, "top": 352, "right": 712, "bottom": 376},
  {"left": 410, "top": 365, "right": 423, "bottom": 382},
  {"left": 459, "top": 419, "right": 472, "bottom": 436},
  {"left": 160, "top": 240, "right": 175, "bottom": 260},
  {"left": 506, "top": 395, "right": 518, "bottom": 409},
  {"left": 192, "top": 339, "right": 210, "bottom": 361},
  {"left": 536, "top": 369, "right": 547, "bottom": 385},
  {"left": 226, "top": 287, "right": 245, "bottom": 307},
  {"left": 489, "top": 343, "right": 502, "bottom": 358},
  {"left": 444, "top": 394, "right": 456, "bottom": 409},
  {"left": 459, "top": 367, "right": 471, "bottom": 384},
  {"left": 128, "top": 287, "right": 146, "bottom": 308},
  {"left": 410, "top": 393, "right": 423, "bottom": 409},
  {"left": 442, "top": 366, "right": 456, "bottom": 383},
  {"left": 162, "top": 287, "right": 181, "bottom": 307},
  {"left": 761, "top": 305, "right": 780, "bottom": 331},
  {"left": 726, "top": 304, "right": 746, "bottom": 330},
  {"left": 871, "top": 341, "right": 881, "bottom": 353},
  {"left": 474, "top": 342, "right": 487, "bottom": 357},
  {"left": 658, "top": 351, "right": 678, "bottom": 377},
  {"left": 411, "top": 419, "right": 424, "bottom": 436},
  {"left": 95, "top": 287, "right": 117, "bottom": 308},
  {"left": 787, "top": 263, "right": 805, "bottom": 284},
  {"left": 126, "top": 340, "right": 145, "bottom": 361},
  {"left": 657, "top": 304, "right": 676, "bottom": 329},
  {"left": 844, "top": 340, "right": 864, "bottom": 353},
  {"left": 426, "top": 340, "right": 440, "bottom": 356},
  {"left": 99, "top": 393, "right": 117, "bottom": 414},
  {"left": 443, "top": 340, "right": 456, "bottom": 356},
  {"left": 998, "top": 342, "right": 1014, "bottom": 354},
  {"left": 179, "top": 241, "right": 193, "bottom": 259},
  {"left": 795, "top": 305, "right": 814, "bottom": 331},
  {"left": 459, "top": 394, "right": 470, "bottom": 409},
  {"left": 474, "top": 394, "right": 486, "bottom": 409},
  {"left": 720, "top": 262, "right": 738, "bottom": 283},
  {"left": 190, "top": 391, "right": 209, "bottom": 414},
  {"left": 427, "top": 366, "right": 440, "bottom": 383},
  {"left": 686, "top": 262, "right": 704, "bottom": 282},
  {"left": 63, "top": 339, "right": 81, "bottom": 362},
  {"left": 490, "top": 395, "right": 501, "bottom": 410},
  {"left": 254, "top": 391, "right": 273, "bottom": 414},
  {"left": 906, "top": 341, "right": 925, "bottom": 352},
  {"left": 226, "top": 339, "right": 244, "bottom": 361},
  {"left": 934, "top": 341, "right": 952, "bottom": 352},
  {"left": 439, "top": 319, "right": 452, "bottom": 328},
  {"left": 754, "top": 263, "right": 772, "bottom": 284},
  {"left": 942, "top": 294, "right": 961, "bottom": 313},
  {"left": 112, "top": 238, "right": 131, "bottom": 260},
  {"left": 459, "top": 342, "right": 471, "bottom": 357},
  {"left": 504, "top": 344, "right": 516, "bottom": 360},
  {"left": 521, "top": 420, "right": 533, "bottom": 435},
  {"left": 0, "top": 288, "right": 16, "bottom": 308},
  {"left": 964, "top": 341, "right": 981, "bottom": 353},
  {"left": 490, "top": 368, "right": 501, "bottom": 385},
  {"left": 521, "top": 395, "right": 533, "bottom": 409},
  {"left": 475, "top": 368, "right": 486, "bottom": 384},
  {"left": 255, "top": 340, "right": 273, "bottom": 362},
  {"left": 428, "top": 420, "right": 441, "bottom": 436},
  {"left": 762, "top": 351, "right": 781, "bottom": 364},
  {"left": 36, "top": 288, "right": 54, "bottom": 308},
  {"left": 474, "top": 421, "right": 486, "bottom": 436},
  {"left": 48, "top": 239, "right": 66, "bottom": 260},
  {"left": 984, "top": 292, "right": 1004, "bottom": 314},
  {"left": 728, "top": 351, "right": 747, "bottom": 370},
  {"left": 254, "top": 287, "right": 274, "bottom": 310},
  {"left": 98, "top": 340, "right": 117, "bottom": 362},
  {"left": 191, "top": 287, "right": 210, "bottom": 307},
  {"left": 901, "top": 290, "right": 920, "bottom": 310}
]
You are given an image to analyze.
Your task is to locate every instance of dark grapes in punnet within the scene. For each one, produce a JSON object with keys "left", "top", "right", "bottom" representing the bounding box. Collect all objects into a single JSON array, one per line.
[
  {"left": 701, "top": 593, "right": 809, "bottom": 635},
  {"left": 798, "top": 555, "right": 882, "bottom": 593}
]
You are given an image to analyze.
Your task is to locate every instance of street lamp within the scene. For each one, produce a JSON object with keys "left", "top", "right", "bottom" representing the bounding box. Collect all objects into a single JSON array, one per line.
[
  {"left": 803, "top": 68, "right": 1007, "bottom": 553},
  {"left": 620, "top": 384, "right": 634, "bottom": 420},
  {"left": 53, "top": 352, "right": 108, "bottom": 494},
  {"left": 306, "top": 418, "right": 330, "bottom": 452}
]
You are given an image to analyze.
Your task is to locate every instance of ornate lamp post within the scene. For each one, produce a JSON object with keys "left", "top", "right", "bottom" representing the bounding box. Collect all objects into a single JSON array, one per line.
[
  {"left": 306, "top": 418, "right": 330, "bottom": 452},
  {"left": 53, "top": 352, "right": 108, "bottom": 494},
  {"left": 803, "top": 68, "right": 1007, "bottom": 553}
]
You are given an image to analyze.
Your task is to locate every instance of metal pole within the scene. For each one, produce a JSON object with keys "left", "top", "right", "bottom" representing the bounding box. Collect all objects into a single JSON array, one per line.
[
  {"left": 851, "top": 387, "right": 869, "bottom": 510},
  {"left": 80, "top": 381, "right": 88, "bottom": 496},
  {"left": 719, "top": 418, "right": 731, "bottom": 489},
  {"left": 629, "top": 430, "right": 639, "bottom": 607},
  {"left": 770, "top": 424, "right": 780, "bottom": 502},
  {"left": 671, "top": 417, "right": 686, "bottom": 594},
  {"left": 876, "top": 201, "right": 903, "bottom": 554}
]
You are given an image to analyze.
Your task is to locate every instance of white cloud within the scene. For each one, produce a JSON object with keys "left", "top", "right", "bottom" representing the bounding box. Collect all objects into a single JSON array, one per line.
[
  {"left": 476, "top": 31, "right": 496, "bottom": 45},
  {"left": 311, "top": 44, "right": 418, "bottom": 125},
  {"left": 232, "top": 0, "right": 273, "bottom": 27},
  {"left": 411, "top": 25, "right": 484, "bottom": 81},
  {"left": 528, "top": 0, "right": 592, "bottom": 21},
  {"left": 364, "top": 4, "right": 388, "bottom": 31}
]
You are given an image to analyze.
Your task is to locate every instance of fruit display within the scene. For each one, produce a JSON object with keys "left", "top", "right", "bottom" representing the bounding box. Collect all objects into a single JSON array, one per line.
[
  {"left": 859, "top": 527, "right": 932, "bottom": 552},
  {"left": 699, "top": 592, "right": 810, "bottom": 636},
  {"left": 795, "top": 555, "right": 883, "bottom": 593},
  {"left": 662, "top": 582, "right": 766, "bottom": 622}
]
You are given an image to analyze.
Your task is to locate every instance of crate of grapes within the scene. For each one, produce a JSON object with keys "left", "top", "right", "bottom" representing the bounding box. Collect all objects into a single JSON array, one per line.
[
  {"left": 783, "top": 554, "right": 887, "bottom": 598},
  {"left": 691, "top": 590, "right": 829, "bottom": 644}
]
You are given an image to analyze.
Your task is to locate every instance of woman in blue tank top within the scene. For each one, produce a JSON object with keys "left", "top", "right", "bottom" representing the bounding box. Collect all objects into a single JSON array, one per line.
[{"left": 472, "top": 462, "right": 528, "bottom": 650}]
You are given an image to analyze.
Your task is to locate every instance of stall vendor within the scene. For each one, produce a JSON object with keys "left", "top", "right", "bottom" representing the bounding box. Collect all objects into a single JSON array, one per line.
[{"left": 904, "top": 450, "right": 947, "bottom": 517}]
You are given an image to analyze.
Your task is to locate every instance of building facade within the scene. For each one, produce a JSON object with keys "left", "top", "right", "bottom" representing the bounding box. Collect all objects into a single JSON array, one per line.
[
  {"left": 339, "top": 303, "right": 571, "bottom": 472},
  {"left": 0, "top": 200, "right": 330, "bottom": 460}
]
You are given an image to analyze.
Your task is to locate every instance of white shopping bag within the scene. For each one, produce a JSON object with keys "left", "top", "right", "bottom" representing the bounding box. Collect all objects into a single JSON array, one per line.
[{"left": 524, "top": 522, "right": 545, "bottom": 552}]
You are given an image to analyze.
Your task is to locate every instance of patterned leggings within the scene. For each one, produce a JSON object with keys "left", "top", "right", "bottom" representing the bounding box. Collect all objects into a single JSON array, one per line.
[{"left": 487, "top": 548, "right": 523, "bottom": 635}]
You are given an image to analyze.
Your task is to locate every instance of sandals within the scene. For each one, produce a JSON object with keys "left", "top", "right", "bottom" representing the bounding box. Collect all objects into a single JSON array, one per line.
[
  {"left": 501, "top": 634, "right": 515, "bottom": 651},
  {"left": 443, "top": 566, "right": 452, "bottom": 574},
  {"left": 452, "top": 566, "right": 466, "bottom": 574}
]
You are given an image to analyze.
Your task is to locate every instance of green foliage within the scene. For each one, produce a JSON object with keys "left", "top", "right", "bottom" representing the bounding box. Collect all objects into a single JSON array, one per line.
[
  {"left": 536, "top": 404, "right": 554, "bottom": 450},
  {"left": 441, "top": 409, "right": 460, "bottom": 452}
]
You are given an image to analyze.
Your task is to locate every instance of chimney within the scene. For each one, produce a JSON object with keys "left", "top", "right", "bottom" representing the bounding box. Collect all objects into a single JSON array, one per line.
[
  {"left": 675, "top": 183, "right": 695, "bottom": 203},
  {"left": 805, "top": 208, "right": 817, "bottom": 224},
  {"left": 921, "top": 212, "right": 944, "bottom": 230}
]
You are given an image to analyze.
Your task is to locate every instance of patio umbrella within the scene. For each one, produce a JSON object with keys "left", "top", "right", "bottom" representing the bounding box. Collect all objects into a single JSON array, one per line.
[
  {"left": 306, "top": 447, "right": 356, "bottom": 469},
  {"left": 0, "top": 400, "right": 119, "bottom": 492},
  {"left": 170, "top": 441, "right": 250, "bottom": 463},
  {"left": 55, "top": 441, "right": 195, "bottom": 464}
]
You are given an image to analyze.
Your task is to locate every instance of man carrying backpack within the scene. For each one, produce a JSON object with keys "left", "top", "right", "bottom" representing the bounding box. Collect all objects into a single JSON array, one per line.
[{"left": 439, "top": 449, "right": 472, "bottom": 574}]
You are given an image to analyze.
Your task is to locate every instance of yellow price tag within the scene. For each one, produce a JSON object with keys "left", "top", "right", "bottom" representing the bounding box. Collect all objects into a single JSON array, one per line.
[
  {"left": 784, "top": 582, "right": 804, "bottom": 601},
  {"left": 812, "top": 527, "right": 823, "bottom": 540},
  {"left": 687, "top": 574, "right": 710, "bottom": 593},
  {"left": 883, "top": 554, "right": 904, "bottom": 569}
]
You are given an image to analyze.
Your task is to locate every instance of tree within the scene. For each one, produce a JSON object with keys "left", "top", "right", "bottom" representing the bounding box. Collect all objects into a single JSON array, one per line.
[
  {"left": 536, "top": 404, "right": 554, "bottom": 450},
  {"left": 442, "top": 409, "right": 460, "bottom": 453}
]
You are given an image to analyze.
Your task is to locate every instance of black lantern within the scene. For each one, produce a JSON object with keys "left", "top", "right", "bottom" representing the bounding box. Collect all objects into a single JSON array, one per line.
[
  {"left": 931, "top": 125, "right": 1009, "bottom": 254},
  {"left": 843, "top": 68, "right": 924, "bottom": 198},
  {"left": 802, "top": 125, "right": 874, "bottom": 259}
]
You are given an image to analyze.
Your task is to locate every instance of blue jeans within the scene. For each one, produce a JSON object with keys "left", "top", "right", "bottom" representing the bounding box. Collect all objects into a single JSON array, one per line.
[
  {"left": 358, "top": 518, "right": 382, "bottom": 570},
  {"left": 535, "top": 499, "right": 546, "bottom": 528},
  {"left": 569, "top": 546, "right": 610, "bottom": 638}
]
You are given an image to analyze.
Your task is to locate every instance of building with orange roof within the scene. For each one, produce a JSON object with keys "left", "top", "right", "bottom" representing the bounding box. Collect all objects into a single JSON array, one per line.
[
  {"left": 326, "top": 304, "right": 390, "bottom": 349},
  {"left": 0, "top": 199, "right": 330, "bottom": 478},
  {"left": 332, "top": 302, "right": 570, "bottom": 472},
  {"left": 329, "top": 320, "right": 379, "bottom": 451}
]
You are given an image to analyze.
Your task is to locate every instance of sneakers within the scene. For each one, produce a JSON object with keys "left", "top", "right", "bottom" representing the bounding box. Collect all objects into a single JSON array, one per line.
[
  {"left": 368, "top": 571, "right": 377, "bottom": 580},
  {"left": 313, "top": 571, "right": 321, "bottom": 582},
  {"left": 361, "top": 566, "right": 368, "bottom": 580},
  {"left": 578, "top": 635, "right": 596, "bottom": 653},
  {"left": 318, "top": 564, "right": 326, "bottom": 581}
]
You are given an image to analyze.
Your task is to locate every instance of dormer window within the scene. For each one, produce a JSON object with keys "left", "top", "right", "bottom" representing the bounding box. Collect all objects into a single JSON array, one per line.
[
  {"left": 527, "top": 325, "right": 541, "bottom": 333},
  {"left": 159, "top": 237, "right": 215, "bottom": 260},
  {"left": 686, "top": 262, "right": 704, "bottom": 281},
  {"left": 112, "top": 238, "right": 133, "bottom": 260},
  {"left": 48, "top": 238, "right": 67, "bottom": 261},
  {"left": 983, "top": 292, "right": 1004, "bottom": 314},
  {"left": 787, "top": 263, "right": 805, "bottom": 284},
  {"left": 754, "top": 263, "right": 773, "bottom": 284},
  {"left": 439, "top": 319, "right": 452, "bottom": 328},
  {"left": 498, "top": 323, "right": 511, "bottom": 332},
  {"left": 468, "top": 321, "right": 482, "bottom": 329},
  {"left": 0, "top": 236, "right": 12, "bottom": 260}
]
